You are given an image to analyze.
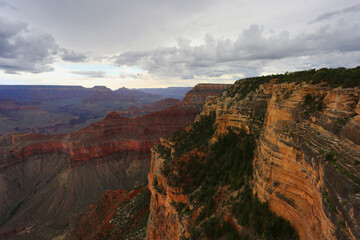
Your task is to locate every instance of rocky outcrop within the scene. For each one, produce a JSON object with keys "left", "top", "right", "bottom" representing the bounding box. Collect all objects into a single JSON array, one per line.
[
  {"left": 0, "top": 84, "right": 229, "bottom": 239},
  {"left": 178, "top": 83, "right": 232, "bottom": 111},
  {"left": 146, "top": 78, "right": 360, "bottom": 239}
]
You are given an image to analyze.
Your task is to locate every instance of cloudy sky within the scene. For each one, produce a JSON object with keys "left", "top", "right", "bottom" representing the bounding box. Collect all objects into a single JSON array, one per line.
[{"left": 0, "top": 0, "right": 359, "bottom": 89}]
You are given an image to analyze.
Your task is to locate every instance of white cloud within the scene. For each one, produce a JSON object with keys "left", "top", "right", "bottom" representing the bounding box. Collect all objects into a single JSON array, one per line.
[{"left": 113, "top": 23, "right": 360, "bottom": 79}]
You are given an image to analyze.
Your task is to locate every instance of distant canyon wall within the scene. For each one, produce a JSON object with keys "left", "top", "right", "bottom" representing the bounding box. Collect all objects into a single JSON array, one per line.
[{"left": 0, "top": 84, "right": 230, "bottom": 239}]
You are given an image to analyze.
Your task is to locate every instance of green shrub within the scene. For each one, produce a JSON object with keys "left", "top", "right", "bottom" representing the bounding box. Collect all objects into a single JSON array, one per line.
[{"left": 325, "top": 149, "right": 336, "bottom": 161}]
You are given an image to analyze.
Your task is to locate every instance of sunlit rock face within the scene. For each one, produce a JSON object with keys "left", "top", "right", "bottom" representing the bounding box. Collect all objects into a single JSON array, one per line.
[{"left": 146, "top": 79, "right": 360, "bottom": 240}]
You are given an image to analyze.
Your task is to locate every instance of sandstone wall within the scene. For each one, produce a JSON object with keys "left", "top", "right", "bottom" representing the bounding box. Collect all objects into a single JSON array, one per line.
[{"left": 146, "top": 81, "right": 360, "bottom": 239}]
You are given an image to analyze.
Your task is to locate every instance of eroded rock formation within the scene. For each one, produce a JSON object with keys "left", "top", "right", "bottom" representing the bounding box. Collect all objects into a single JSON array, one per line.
[{"left": 146, "top": 78, "right": 360, "bottom": 239}]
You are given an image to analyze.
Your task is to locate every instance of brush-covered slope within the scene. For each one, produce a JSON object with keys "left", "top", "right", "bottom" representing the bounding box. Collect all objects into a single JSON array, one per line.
[
  {"left": 0, "top": 84, "right": 229, "bottom": 239},
  {"left": 68, "top": 186, "right": 150, "bottom": 240},
  {"left": 147, "top": 67, "right": 360, "bottom": 239}
]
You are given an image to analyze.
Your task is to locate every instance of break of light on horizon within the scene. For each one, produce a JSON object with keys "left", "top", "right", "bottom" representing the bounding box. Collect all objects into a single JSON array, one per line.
[{"left": 0, "top": 0, "right": 359, "bottom": 89}]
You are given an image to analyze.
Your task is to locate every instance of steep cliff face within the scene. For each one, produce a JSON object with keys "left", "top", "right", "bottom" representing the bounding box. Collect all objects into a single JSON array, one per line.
[
  {"left": 0, "top": 84, "right": 229, "bottom": 239},
  {"left": 146, "top": 81, "right": 286, "bottom": 240},
  {"left": 253, "top": 83, "right": 360, "bottom": 240},
  {"left": 147, "top": 138, "right": 193, "bottom": 240},
  {"left": 146, "top": 71, "right": 360, "bottom": 239}
]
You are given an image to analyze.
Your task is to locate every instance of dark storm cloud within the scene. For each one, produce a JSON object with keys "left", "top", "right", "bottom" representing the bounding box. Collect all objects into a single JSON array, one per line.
[
  {"left": 72, "top": 70, "right": 106, "bottom": 78},
  {"left": 0, "top": 18, "right": 58, "bottom": 74},
  {"left": 0, "top": 17, "right": 88, "bottom": 74},
  {"left": 60, "top": 48, "right": 88, "bottom": 62},
  {"left": 310, "top": 3, "right": 360, "bottom": 23},
  {"left": 113, "top": 23, "right": 360, "bottom": 79}
]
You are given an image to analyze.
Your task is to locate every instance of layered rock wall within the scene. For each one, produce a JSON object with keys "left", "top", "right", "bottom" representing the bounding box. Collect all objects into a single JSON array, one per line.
[
  {"left": 253, "top": 84, "right": 360, "bottom": 239},
  {"left": 147, "top": 81, "right": 360, "bottom": 239}
]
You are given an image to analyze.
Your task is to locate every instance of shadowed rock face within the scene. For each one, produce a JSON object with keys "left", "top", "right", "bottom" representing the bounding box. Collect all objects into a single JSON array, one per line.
[
  {"left": 0, "top": 84, "right": 230, "bottom": 239},
  {"left": 146, "top": 81, "right": 360, "bottom": 240}
]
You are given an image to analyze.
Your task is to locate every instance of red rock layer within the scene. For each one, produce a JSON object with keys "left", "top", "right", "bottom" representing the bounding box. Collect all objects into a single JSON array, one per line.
[
  {"left": 0, "top": 83, "right": 229, "bottom": 239},
  {"left": 0, "top": 99, "right": 38, "bottom": 112}
]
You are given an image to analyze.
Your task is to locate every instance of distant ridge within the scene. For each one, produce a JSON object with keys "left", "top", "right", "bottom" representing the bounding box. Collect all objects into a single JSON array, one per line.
[{"left": 136, "top": 87, "right": 193, "bottom": 100}]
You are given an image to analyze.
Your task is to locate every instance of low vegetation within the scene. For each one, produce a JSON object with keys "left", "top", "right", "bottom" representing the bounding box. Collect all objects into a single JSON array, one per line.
[
  {"left": 227, "top": 66, "right": 360, "bottom": 99},
  {"left": 157, "top": 113, "right": 298, "bottom": 239},
  {"left": 171, "top": 111, "right": 216, "bottom": 158}
]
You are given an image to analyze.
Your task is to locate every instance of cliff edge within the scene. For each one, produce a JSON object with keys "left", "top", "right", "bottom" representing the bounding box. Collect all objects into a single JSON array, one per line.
[{"left": 147, "top": 67, "right": 360, "bottom": 239}]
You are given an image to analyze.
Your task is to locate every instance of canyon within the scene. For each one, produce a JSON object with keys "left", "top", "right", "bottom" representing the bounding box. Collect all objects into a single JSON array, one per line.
[
  {"left": 0, "top": 85, "right": 188, "bottom": 135},
  {"left": 1, "top": 67, "right": 360, "bottom": 240},
  {"left": 0, "top": 84, "right": 230, "bottom": 239},
  {"left": 146, "top": 68, "right": 360, "bottom": 239}
]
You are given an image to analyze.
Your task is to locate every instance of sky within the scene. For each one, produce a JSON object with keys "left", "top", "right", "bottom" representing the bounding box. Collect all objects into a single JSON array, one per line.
[{"left": 0, "top": 0, "right": 359, "bottom": 89}]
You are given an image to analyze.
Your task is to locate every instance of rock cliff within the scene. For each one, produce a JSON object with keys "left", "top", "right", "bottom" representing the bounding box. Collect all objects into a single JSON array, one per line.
[
  {"left": 252, "top": 83, "right": 360, "bottom": 239},
  {"left": 146, "top": 68, "right": 360, "bottom": 239},
  {"left": 0, "top": 84, "right": 229, "bottom": 239}
]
